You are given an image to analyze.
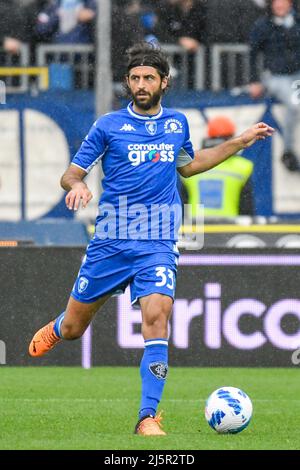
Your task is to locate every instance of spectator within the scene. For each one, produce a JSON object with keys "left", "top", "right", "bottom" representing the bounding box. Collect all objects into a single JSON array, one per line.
[
  {"left": 35, "top": 0, "right": 96, "bottom": 44},
  {"left": 249, "top": 0, "right": 300, "bottom": 171},
  {"left": 204, "top": 0, "right": 266, "bottom": 44},
  {"left": 156, "top": 0, "right": 206, "bottom": 51},
  {"left": 0, "top": 0, "right": 35, "bottom": 55},
  {"left": 154, "top": 0, "right": 206, "bottom": 87},
  {"left": 139, "top": 1, "right": 160, "bottom": 44},
  {"left": 204, "top": 0, "right": 242, "bottom": 44},
  {"left": 111, "top": 1, "right": 144, "bottom": 83},
  {"left": 181, "top": 116, "right": 254, "bottom": 218},
  {"left": 239, "top": 1, "right": 267, "bottom": 42}
]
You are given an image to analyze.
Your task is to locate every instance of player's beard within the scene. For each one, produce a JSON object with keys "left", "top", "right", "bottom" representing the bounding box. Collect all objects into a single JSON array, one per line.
[{"left": 132, "top": 88, "right": 163, "bottom": 111}]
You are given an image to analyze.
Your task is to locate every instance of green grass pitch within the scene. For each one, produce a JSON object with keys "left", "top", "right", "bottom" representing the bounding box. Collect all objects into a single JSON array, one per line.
[{"left": 0, "top": 367, "right": 299, "bottom": 450}]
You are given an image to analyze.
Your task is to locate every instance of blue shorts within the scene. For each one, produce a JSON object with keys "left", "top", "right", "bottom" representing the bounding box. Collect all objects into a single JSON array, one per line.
[{"left": 71, "top": 238, "right": 179, "bottom": 305}]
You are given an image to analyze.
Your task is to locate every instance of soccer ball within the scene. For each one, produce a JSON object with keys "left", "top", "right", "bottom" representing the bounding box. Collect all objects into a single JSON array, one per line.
[{"left": 205, "top": 386, "right": 253, "bottom": 434}]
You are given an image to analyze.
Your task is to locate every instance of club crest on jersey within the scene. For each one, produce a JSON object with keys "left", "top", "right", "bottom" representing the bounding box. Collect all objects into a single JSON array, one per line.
[
  {"left": 149, "top": 362, "right": 168, "bottom": 380},
  {"left": 164, "top": 118, "right": 183, "bottom": 134},
  {"left": 78, "top": 276, "right": 89, "bottom": 294},
  {"left": 145, "top": 120, "right": 157, "bottom": 136}
]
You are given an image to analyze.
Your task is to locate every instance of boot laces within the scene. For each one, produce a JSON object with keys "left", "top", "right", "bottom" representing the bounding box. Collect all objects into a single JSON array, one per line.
[
  {"left": 153, "top": 411, "right": 163, "bottom": 429},
  {"left": 41, "top": 322, "right": 59, "bottom": 346}
]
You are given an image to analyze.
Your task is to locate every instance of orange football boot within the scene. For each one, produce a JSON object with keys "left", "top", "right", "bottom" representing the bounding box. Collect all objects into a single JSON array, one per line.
[
  {"left": 135, "top": 411, "right": 166, "bottom": 436},
  {"left": 29, "top": 320, "right": 61, "bottom": 357}
]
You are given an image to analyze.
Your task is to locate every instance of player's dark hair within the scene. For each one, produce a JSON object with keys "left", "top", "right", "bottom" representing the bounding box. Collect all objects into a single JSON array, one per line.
[{"left": 126, "top": 42, "right": 170, "bottom": 80}]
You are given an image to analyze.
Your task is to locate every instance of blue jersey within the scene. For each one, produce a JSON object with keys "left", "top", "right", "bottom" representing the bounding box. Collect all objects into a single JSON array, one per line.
[{"left": 72, "top": 102, "right": 194, "bottom": 241}]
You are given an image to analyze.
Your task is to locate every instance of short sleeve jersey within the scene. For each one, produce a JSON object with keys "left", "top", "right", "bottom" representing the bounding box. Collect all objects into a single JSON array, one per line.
[{"left": 72, "top": 102, "right": 194, "bottom": 241}]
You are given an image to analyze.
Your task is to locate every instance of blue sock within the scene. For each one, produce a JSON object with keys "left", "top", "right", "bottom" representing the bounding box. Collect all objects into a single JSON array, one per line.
[
  {"left": 53, "top": 312, "right": 65, "bottom": 338},
  {"left": 139, "top": 338, "right": 168, "bottom": 420}
]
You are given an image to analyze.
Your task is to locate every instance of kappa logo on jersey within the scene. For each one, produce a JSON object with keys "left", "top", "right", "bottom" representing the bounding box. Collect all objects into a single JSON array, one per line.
[
  {"left": 164, "top": 118, "right": 183, "bottom": 134},
  {"left": 128, "top": 143, "right": 175, "bottom": 166},
  {"left": 145, "top": 121, "right": 157, "bottom": 135},
  {"left": 120, "top": 123, "right": 136, "bottom": 131}
]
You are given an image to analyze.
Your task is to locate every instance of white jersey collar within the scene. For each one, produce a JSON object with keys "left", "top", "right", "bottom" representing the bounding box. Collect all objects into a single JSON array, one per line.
[{"left": 127, "top": 102, "right": 163, "bottom": 120}]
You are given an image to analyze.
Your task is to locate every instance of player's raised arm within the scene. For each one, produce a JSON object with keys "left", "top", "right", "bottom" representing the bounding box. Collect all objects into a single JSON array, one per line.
[
  {"left": 178, "top": 122, "right": 274, "bottom": 178},
  {"left": 61, "top": 164, "right": 93, "bottom": 211}
]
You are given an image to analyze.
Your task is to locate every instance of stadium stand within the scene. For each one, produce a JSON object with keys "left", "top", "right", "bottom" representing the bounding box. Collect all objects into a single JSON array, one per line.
[{"left": 0, "top": 219, "right": 89, "bottom": 245}]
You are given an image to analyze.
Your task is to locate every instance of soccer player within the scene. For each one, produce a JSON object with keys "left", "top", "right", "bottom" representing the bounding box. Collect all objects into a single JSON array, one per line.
[{"left": 29, "top": 42, "right": 274, "bottom": 436}]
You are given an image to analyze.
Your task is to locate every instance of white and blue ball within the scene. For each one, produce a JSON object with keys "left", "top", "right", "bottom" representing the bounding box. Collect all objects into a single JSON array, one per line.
[{"left": 205, "top": 386, "right": 253, "bottom": 434}]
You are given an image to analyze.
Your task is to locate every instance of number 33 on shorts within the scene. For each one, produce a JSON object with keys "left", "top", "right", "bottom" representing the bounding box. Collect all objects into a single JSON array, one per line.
[{"left": 155, "top": 267, "right": 175, "bottom": 290}]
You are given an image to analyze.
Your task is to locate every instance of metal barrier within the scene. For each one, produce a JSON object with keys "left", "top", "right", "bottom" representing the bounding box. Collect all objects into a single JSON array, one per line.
[
  {"left": 161, "top": 43, "right": 187, "bottom": 89},
  {"left": 37, "top": 43, "right": 205, "bottom": 91},
  {"left": 37, "top": 44, "right": 94, "bottom": 89},
  {"left": 0, "top": 79, "right": 5, "bottom": 104},
  {"left": 0, "top": 44, "right": 30, "bottom": 93},
  {"left": 0, "top": 43, "right": 263, "bottom": 93},
  {"left": 194, "top": 45, "right": 206, "bottom": 90},
  {"left": 0, "top": 43, "right": 205, "bottom": 92},
  {"left": 0, "top": 67, "right": 49, "bottom": 92},
  {"left": 161, "top": 43, "right": 205, "bottom": 90},
  {"left": 211, "top": 44, "right": 252, "bottom": 91}
]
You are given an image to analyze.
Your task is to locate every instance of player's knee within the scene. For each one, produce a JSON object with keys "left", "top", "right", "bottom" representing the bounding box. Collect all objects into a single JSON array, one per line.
[
  {"left": 61, "top": 322, "right": 85, "bottom": 340},
  {"left": 145, "top": 315, "right": 166, "bottom": 330}
]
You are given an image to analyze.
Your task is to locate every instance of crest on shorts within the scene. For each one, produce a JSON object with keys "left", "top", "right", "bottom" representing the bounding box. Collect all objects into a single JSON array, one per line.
[
  {"left": 145, "top": 120, "right": 157, "bottom": 136},
  {"left": 78, "top": 276, "right": 89, "bottom": 294},
  {"left": 149, "top": 362, "right": 168, "bottom": 379}
]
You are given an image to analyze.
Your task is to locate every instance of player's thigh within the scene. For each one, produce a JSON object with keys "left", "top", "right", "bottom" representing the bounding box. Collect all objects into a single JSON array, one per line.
[
  {"left": 63, "top": 294, "right": 111, "bottom": 329},
  {"left": 139, "top": 293, "right": 173, "bottom": 323}
]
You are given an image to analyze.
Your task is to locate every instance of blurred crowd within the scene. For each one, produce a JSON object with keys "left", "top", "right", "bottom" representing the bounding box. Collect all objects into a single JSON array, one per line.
[
  {"left": 1, "top": 1, "right": 300, "bottom": 76},
  {"left": 1, "top": 0, "right": 299, "bottom": 78},
  {"left": 0, "top": 0, "right": 265, "bottom": 49}
]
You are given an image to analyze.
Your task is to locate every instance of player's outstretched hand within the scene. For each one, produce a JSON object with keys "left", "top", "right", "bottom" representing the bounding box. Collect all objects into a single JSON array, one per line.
[
  {"left": 239, "top": 122, "right": 275, "bottom": 148},
  {"left": 65, "top": 182, "right": 93, "bottom": 211}
]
